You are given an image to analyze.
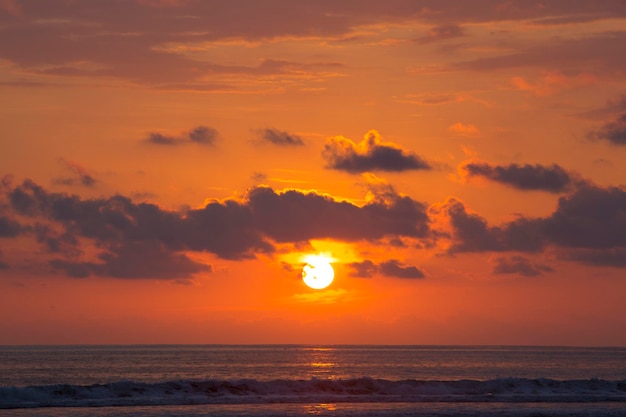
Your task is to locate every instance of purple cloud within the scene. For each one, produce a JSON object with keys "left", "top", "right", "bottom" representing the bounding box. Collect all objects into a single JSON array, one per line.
[
  {"left": 493, "top": 255, "right": 553, "bottom": 277},
  {"left": 323, "top": 130, "right": 431, "bottom": 174},
  {"left": 461, "top": 160, "right": 577, "bottom": 193},
  {"left": 349, "top": 259, "right": 425, "bottom": 279}
]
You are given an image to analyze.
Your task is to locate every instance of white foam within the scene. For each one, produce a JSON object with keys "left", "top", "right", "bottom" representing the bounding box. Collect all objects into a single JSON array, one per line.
[{"left": 1, "top": 377, "right": 625, "bottom": 409}]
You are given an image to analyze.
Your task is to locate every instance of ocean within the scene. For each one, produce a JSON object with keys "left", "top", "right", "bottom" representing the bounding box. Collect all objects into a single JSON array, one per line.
[{"left": 0, "top": 345, "right": 625, "bottom": 416}]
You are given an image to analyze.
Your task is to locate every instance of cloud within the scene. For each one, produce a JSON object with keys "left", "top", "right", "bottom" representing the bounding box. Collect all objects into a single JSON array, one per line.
[
  {"left": 542, "top": 184, "right": 626, "bottom": 250},
  {"left": 246, "top": 186, "right": 430, "bottom": 243},
  {"left": 492, "top": 255, "right": 553, "bottom": 277},
  {"left": 0, "top": 3, "right": 348, "bottom": 87},
  {"left": 323, "top": 130, "right": 431, "bottom": 173},
  {"left": 511, "top": 71, "right": 596, "bottom": 96},
  {"left": 432, "top": 198, "right": 544, "bottom": 254},
  {"left": 348, "top": 259, "right": 424, "bottom": 279},
  {"left": 589, "top": 113, "right": 626, "bottom": 145},
  {"left": 4, "top": 177, "right": 625, "bottom": 279},
  {"left": 1, "top": 179, "right": 432, "bottom": 278},
  {"left": 188, "top": 126, "right": 219, "bottom": 145},
  {"left": 146, "top": 126, "right": 219, "bottom": 146},
  {"left": 348, "top": 260, "right": 378, "bottom": 278},
  {"left": 254, "top": 128, "right": 304, "bottom": 146},
  {"left": 454, "top": 32, "right": 626, "bottom": 75},
  {"left": 54, "top": 159, "right": 97, "bottom": 187},
  {"left": 137, "top": 0, "right": 189, "bottom": 7},
  {"left": 146, "top": 133, "right": 179, "bottom": 145},
  {"left": 559, "top": 248, "right": 626, "bottom": 268},
  {"left": 0, "top": 248, "right": 8, "bottom": 270},
  {"left": 34, "top": 224, "right": 81, "bottom": 256},
  {"left": 398, "top": 92, "right": 465, "bottom": 106},
  {"left": 416, "top": 24, "right": 465, "bottom": 43},
  {"left": 436, "top": 184, "right": 626, "bottom": 266},
  {"left": 379, "top": 260, "right": 425, "bottom": 279},
  {"left": 435, "top": 197, "right": 503, "bottom": 253},
  {"left": 0, "top": 215, "right": 23, "bottom": 237},
  {"left": 1, "top": 2, "right": 624, "bottom": 88},
  {"left": 449, "top": 122, "right": 479, "bottom": 136},
  {"left": 50, "top": 241, "right": 211, "bottom": 280},
  {"left": 460, "top": 160, "right": 576, "bottom": 193}
]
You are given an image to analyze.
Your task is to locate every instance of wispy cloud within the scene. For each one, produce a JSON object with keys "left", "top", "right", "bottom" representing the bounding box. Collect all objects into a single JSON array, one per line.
[
  {"left": 253, "top": 128, "right": 304, "bottom": 146},
  {"left": 348, "top": 259, "right": 425, "bottom": 279},
  {"left": 145, "top": 126, "right": 219, "bottom": 146},
  {"left": 415, "top": 24, "right": 465, "bottom": 44},
  {"left": 588, "top": 114, "right": 626, "bottom": 146},
  {"left": 492, "top": 255, "right": 553, "bottom": 277},
  {"left": 54, "top": 159, "right": 97, "bottom": 187}
]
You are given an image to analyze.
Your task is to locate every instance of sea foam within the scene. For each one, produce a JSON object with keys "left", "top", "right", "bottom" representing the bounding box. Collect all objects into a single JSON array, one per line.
[{"left": 1, "top": 377, "right": 625, "bottom": 409}]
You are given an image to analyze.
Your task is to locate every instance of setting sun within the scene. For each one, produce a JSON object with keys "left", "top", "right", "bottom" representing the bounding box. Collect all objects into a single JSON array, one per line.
[{"left": 302, "top": 255, "right": 335, "bottom": 290}]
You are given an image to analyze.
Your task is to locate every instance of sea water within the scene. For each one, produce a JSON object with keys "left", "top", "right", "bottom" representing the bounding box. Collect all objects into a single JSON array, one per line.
[{"left": 1, "top": 345, "right": 625, "bottom": 416}]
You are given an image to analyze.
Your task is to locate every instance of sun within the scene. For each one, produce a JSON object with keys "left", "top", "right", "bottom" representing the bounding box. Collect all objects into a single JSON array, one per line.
[{"left": 302, "top": 254, "right": 335, "bottom": 290}]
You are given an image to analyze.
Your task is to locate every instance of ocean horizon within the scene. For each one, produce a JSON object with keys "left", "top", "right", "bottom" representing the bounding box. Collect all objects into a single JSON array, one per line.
[{"left": 1, "top": 344, "right": 625, "bottom": 416}]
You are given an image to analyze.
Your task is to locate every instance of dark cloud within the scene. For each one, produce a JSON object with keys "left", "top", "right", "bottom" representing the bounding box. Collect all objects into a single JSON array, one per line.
[
  {"left": 1, "top": 2, "right": 624, "bottom": 86},
  {"left": 493, "top": 255, "right": 553, "bottom": 277},
  {"left": 461, "top": 160, "right": 576, "bottom": 193},
  {"left": 498, "top": 216, "right": 546, "bottom": 253},
  {"left": 54, "top": 159, "right": 97, "bottom": 187},
  {"left": 348, "top": 260, "right": 378, "bottom": 278},
  {"left": 182, "top": 198, "right": 273, "bottom": 260},
  {"left": 379, "top": 260, "right": 425, "bottom": 279},
  {"left": 453, "top": 32, "right": 626, "bottom": 75},
  {"left": 4, "top": 177, "right": 625, "bottom": 278},
  {"left": 438, "top": 198, "right": 501, "bottom": 253},
  {"left": 389, "top": 238, "right": 405, "bottom": 247},
  {"left": 47, "top": 259, "right": 91, "bottom": 279},
  {"left": 416, "top": 24, "right": 465, "bottom": 43},
  {"left": 34, "top": 224, "right": 81, "bottom": 256},
  {"left": 439, "top": 198, "right": 545, "bottom": 253},
  {"left": 50, "top": 241, "right": 211, "bottom": 280},
  {"left": 146, "top": 126, "right": 219, "bottom": 146},
  {"left": 1, "top": 179, "right": 431, "bottom": 278},
  {"left": 348, "top": 259, "right": 424, "bottom": 279},
  {"left": 247, "top": 186, "right": 430, "bottom": 242},
  {"left": 146, "top": 132, "right": 179, "bottom": 145},
  {"left": 440, "top": 184, "right": 626, "bottom": 266},
  {"left": 323, "top": 130, "right": 431, "bottom": 173},
  {"left": 542, "top": 184, "right": 626, "bottom": 249},
  {"left": 559, "top": 248, "right": 626, "bottom": 268},
  {"left": 589, "top": 113, "right": 626, "bottom": 145},
  {"left": 255, "top": 128, "right": 304, "bottom": 146},
  {"left": 0, "top": 3, "right": 346, "bottom": 87},
  {"left": 189, "top": 126, "right": 219, "bottom": 145},
  {"left": 0, "top": 215, "right": 23, "bottom": 237}
]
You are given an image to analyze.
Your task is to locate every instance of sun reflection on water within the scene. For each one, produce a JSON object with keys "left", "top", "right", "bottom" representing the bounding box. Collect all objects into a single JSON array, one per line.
[
  {"left": 305, "top": 347, "right": 339, "bottom": 379},
  {"left": 304, "top": 403, "right": 338, "bottom": 414}
]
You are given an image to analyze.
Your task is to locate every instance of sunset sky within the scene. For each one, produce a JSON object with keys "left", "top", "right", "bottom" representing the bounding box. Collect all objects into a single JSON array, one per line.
[{"left": 1, "top": 0, "right": 626, "bottom": 346}]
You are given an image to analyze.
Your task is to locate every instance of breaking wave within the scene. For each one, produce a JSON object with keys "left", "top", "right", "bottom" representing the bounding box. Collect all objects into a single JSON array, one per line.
[{"left": 2, "top": 377, "right": 625, "bottom": 409}]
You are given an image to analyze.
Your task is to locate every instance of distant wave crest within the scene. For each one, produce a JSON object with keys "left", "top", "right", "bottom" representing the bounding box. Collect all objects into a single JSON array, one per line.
[{"left": 2, "top": 377, "right": 626, "bottom": 409}]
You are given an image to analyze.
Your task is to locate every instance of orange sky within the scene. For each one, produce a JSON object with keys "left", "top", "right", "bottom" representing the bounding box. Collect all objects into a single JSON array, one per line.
[{"left": 1, "top": 0, "right": 626, "bottom": 346}]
